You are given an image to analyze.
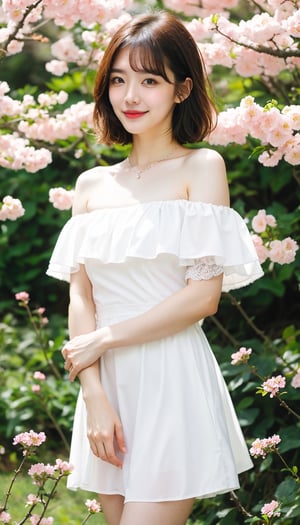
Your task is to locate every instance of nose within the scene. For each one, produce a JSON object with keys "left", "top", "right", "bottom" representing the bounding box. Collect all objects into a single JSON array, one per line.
[{"left": 124, "top": 82, "right": 140, "bottom": 104}]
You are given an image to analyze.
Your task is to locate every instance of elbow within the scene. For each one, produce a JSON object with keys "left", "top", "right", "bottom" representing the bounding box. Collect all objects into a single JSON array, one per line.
[{"left": 200, "top": 294, "right": 220, "bottom": 318}]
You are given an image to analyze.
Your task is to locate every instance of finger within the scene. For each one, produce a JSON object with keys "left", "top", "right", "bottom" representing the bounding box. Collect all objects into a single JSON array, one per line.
[
  {"left": 115, "top": 422, "right": 127, "bottom": 454},
  {"left": 69, "top": 365, "right": 78, "bottom": 382},
  {"left": 103, "top": 440, "right": 123, "bottom": 468}
]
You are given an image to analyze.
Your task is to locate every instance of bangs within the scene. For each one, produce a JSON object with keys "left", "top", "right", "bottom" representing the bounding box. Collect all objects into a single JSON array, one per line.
[{"left": 122, "top": 39, "right": 172, "bottom": 83}]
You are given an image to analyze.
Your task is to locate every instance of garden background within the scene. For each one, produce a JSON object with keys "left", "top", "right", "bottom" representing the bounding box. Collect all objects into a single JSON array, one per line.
[{"left": 0, "top": 0, "right": 299, "bottom": 524}]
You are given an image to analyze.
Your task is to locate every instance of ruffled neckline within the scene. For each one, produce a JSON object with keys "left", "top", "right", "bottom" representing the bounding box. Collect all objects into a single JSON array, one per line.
[{"left": 47, "top": 199, "right": 263, "bottom": 291}]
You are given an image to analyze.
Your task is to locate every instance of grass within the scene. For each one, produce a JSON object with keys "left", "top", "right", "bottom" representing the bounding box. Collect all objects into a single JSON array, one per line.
[{"left": 0, "top": 472, "right": 107, "bottom": 524}]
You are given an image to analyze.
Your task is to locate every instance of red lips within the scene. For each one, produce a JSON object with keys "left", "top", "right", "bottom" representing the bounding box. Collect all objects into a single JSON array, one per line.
[{"left": 123, "top": 111, "right": 147, "bottom": 119}]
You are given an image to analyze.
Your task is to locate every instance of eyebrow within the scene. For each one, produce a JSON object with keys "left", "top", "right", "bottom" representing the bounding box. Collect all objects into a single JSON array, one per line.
[{"left": 110, "top": 68, "right": 125, "bottom": 73}]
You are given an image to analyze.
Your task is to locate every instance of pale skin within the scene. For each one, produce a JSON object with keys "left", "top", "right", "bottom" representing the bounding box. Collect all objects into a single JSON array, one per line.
[{"left": 62, "top": 47, "right": 230, "bottom": 525}]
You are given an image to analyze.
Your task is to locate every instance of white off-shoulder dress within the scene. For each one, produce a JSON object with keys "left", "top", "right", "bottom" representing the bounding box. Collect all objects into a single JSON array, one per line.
[{"left": 47, "top": 199, "right": 263, "bottom": 503}]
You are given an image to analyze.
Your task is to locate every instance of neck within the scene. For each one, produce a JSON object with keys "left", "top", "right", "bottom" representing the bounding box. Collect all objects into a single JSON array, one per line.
[{"left": 130, "top": 138, "right": 181, "bottom": 166}]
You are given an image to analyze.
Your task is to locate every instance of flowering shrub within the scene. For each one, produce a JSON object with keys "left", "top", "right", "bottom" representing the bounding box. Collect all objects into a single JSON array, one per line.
[{"left": 0, "top": 431, "right": 101, "bottom": 524}]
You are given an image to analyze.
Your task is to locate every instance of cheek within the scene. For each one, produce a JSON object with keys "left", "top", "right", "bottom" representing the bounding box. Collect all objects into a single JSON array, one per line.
[{"left": 108, "top": 88, "right": 120, "bottom": 110}]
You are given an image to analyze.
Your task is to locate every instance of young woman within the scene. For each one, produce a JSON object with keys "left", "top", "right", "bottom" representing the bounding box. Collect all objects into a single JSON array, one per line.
[{"left": 47, "top": 11, "right": 263, "bottom": 525}]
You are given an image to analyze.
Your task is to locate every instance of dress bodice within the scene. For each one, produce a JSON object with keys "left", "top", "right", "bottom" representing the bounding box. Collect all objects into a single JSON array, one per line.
[{"left": 47, "top": 199, "right": 263, "bottom": 293}]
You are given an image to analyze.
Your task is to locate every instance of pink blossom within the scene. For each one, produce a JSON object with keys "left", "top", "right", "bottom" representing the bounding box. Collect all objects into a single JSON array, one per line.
[
  {"left": 0, "top": 195, "right": 25, "bottom": 221},
  {"left": 13, "top": 430, "right": 46, "bottom": 448},
  {"left": 31, "top": 385, "right": 41, "bottom": 393},
  {"left": 231, "top": 347, "right": 252, "bottom": 365},
  {"left": 55, "top": 458, "right": 74, "bottom": 474},
  {"left": 258, "top": 149, "right": 283, "bottom": 167},
  {"left": 284, "top": 135, "right": 300, "bottom": 166},
  {"left": 15, "top": 291, "right": 30, "bottom": 304},
  {"left": 28, "top": 462, "right": 56, "bottom": 485},
  {"left": 7, "top": 39, "right": 24, "bottom": 55},
  {"left": 291, "top": 369, "right": 300, "bottom": 388},
  {"left": 85, "top": 499, "right": 101, "bottom": 514},
  {"left": 30, "top": 516, "right": 53, "bottom": 525},
  {"left": 261, "top": 500, "right": 281, "bottom": 518},
  {"left": 51, "top": 35, "right": 81, "bottom": 62},
  {"left": 250, "top": 434, "right": 281, "bottom": 458},
  {"left": 0, "top": 511, "right": 11, "bottom": 523},
  {"left": 26, "top": 493, "right": 40, "bottom": 505},
  {"left": 235, "top": 49, "right": 262, "bottom": 77},
  {"left": 251, "top": 234, "right": 269, "bottom": 264},
  {"left": 33, "top": 371, "right": 46, "bottom": 381},
  {"left": 36, "top": 307, "right": 46, "bottom": 315},
  {"left": 45, "top": 60, "right": 68, "bottom": 76},
  {"left": 37, "top": 91, "right": 68, "bottom": 107},
  {"left": 265, "top": 118, "right": 293, "bottom": 148},
  {"left": 49, "top": 187, "right": 74, "bottom": 211},
  {"left": 269, "top": 238, "right": 298, "bottom": 265},
  {"left": 262, "top": 375, "right": 286, "bottom": 398},
  {"left": 282, "top": 105, "right": 300, "bottom": 130},
  {"left": 252, "top": 209, "right": 276, "bottom": 233},
  {"left": 0, "top": 81, "right": 10, "bottom": 96}
]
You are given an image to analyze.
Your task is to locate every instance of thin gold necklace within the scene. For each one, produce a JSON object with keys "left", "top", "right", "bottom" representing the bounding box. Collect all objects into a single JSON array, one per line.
[{"left": 127, "top": 147, "right": 180, "bottom": 179}]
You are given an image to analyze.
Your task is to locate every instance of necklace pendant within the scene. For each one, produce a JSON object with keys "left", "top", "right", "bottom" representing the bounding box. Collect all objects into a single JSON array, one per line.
[{"left": 136, "top": 172, "right": 142, "bottom": 179}]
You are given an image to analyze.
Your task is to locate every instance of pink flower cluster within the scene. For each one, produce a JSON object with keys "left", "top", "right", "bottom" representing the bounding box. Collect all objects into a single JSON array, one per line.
[
  {"left": 1, "top": 0, "right": 132, "bottom": 55},
  {"left": 1, "top": 82, "right": 93, "bottom": 174},
  {"left": 262, "top": 375, "right": 286, "bottom": 398},
  {"left": 49, "top": 187, "right": 74, "bottom": 211},
  {"left": 250, "top": 209, "right": 298, "bottom": 265},
  {"left": 85, "top": 499, "right": 101, "bottom": 514},
  {"left": 28, "top": 459, "right": 73, "bottom": 486},
  {"left": 13, "top": 430, "right": 46, "bottom": 449},
  {"left": 0, "top": 196, "right": 25, "bottom": 221},
  {"left": 250, "top": 434, "right": 281, "bottom": 458},
  {"left": 0, "top": 134, "right": 52, "bottom": 173},
  {"left": 190, "top": 1, "right": 300, "bottom": 77},
  {"left": 0, "top": 511, "right": 11, "bottom": 523},
  {"left": 261, "top": 499, "right": 281, "bottom": 518},
  {"left": 231, "top": 347, "right": 252, "bottom": 365},
  {"left": 208, "top": 97, "right": 300, "bottom": 167},
  {"left": 15, "top": 291, "right": 30, "bottom": 304}
]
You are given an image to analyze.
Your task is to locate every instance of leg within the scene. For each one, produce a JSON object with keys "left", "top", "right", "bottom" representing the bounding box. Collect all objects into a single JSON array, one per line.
[
  {"left": 99, "top": 494, "right": 124, "bottom": 525},
  {"left": 119, "top": 498, "right": 195, "bottom": 525}
]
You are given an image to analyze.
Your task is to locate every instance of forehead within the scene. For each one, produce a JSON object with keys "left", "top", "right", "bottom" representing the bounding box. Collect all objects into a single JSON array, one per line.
[{"left": 111, "top": 45, "right": 174, "bottom": 82}]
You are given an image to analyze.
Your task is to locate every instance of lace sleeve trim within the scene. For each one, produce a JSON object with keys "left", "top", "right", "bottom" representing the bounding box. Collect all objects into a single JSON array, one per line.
[{"left": 185, "top": 256, "right": 224, "bottom": 281}]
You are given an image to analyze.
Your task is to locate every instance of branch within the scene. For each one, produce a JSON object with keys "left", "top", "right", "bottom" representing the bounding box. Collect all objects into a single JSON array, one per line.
[
  {"left": 215, "top": 24, "right": 300, "bottom": 59},
  {"left": 209, "top": 314, "right": 240, "bottom": 346},
  {"left": 230, "top": 491, "right": 253, "bottom": 518},
  {"left": 0, "top": 0, "right": 44, "bottom": 60},
  {"left": 225, "top": 293, "right": 270, "bottom": 343}
]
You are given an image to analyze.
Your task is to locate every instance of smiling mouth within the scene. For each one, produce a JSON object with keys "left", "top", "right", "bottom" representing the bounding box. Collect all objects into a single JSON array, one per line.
[{"left": 123, "top": 111, "right": 148, "bottom": 119}]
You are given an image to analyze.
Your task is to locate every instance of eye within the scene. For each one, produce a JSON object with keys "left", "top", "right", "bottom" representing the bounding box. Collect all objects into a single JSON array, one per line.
[
  {"left": 110, "top": 76, "right": 124, "bottom": 85},
  {"left": 142, "top": 78, "right": 157, "bottom": 86}
]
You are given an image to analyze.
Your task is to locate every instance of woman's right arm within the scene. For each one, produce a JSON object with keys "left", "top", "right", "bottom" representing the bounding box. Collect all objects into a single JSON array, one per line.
[{"left": 68, "top": 251, "right": 126, "bottom": 468}]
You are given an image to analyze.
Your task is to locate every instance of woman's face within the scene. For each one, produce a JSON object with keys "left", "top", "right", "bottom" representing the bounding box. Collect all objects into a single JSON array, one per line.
[{"left": 108, "top": 47, "right": 181, "bottom": 140}]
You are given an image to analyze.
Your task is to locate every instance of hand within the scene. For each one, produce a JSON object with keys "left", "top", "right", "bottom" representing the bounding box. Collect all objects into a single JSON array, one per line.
[
  {"left": 62, "top": 329, "right": 105, "bottom": 380},
  {"left": 85, "top": 394, "right": 126, "bottom": 469}
]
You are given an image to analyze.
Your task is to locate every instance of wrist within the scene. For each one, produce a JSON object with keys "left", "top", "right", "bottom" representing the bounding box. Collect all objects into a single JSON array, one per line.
[
  {"left": 97, "top": 325, "right": 114, "bottom": 352},
  {"left": 82, "top": 383, "right": 106, "bottom": 403}
]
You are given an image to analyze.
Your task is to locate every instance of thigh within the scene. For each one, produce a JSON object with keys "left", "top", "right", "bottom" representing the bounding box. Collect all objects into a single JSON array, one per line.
[
  {"left": 99, "top": 494, "right": 124, "bottom": 525},
  {"left": 120, "top": 498, "right": 195, "bottom": 525}
]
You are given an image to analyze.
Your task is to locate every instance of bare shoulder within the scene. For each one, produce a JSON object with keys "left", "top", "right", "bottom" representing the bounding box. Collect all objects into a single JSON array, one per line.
[
  {"left": 72, "top": 166, "right": 109, "bottom": 215},
  {"left": 184, "top": 148, "right": 230, "bottom": 207}
]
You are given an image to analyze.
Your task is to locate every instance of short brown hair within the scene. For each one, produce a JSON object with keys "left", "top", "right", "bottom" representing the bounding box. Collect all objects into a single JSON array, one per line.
[{"left": 93, "top": 11, "right": 217, "bottom": 145}]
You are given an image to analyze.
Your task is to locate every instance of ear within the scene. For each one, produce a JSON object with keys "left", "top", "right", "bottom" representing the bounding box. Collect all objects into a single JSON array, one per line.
[{"left": 175, "top": 77, "right": 193, "bottom": 103}]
